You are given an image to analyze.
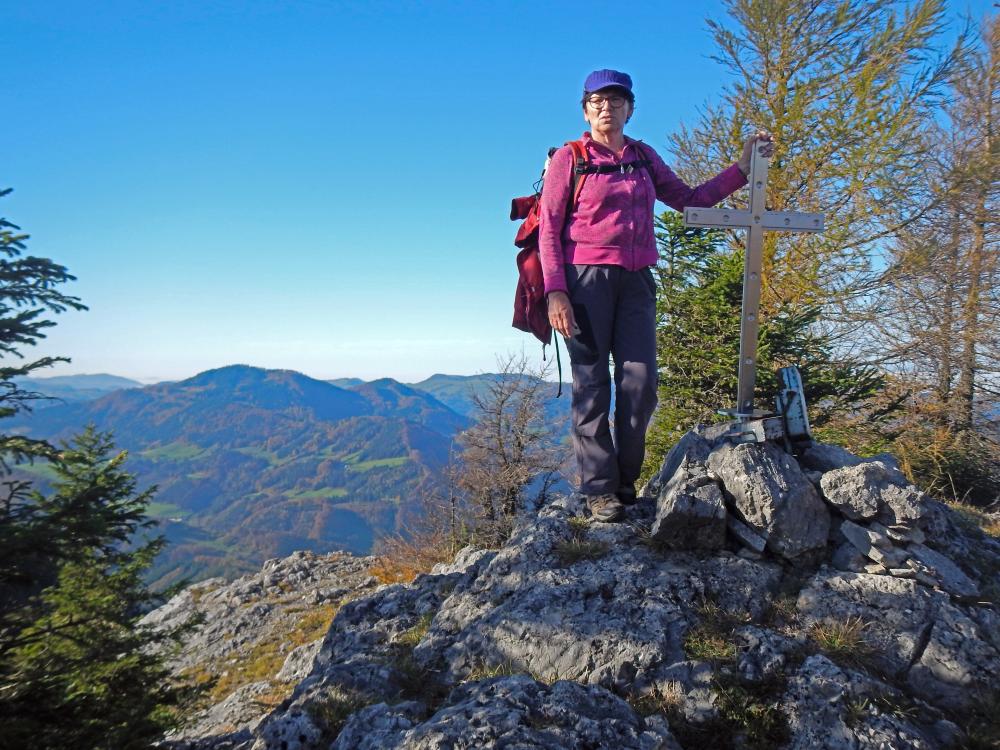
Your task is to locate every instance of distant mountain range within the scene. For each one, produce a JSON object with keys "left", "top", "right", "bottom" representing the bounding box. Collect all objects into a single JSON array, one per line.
[
  {"left": 16, "top": 373, "right": 144, "bottom": 404},
  {"left": 10, "top": 366, "right": 569, "bottom": 587}
]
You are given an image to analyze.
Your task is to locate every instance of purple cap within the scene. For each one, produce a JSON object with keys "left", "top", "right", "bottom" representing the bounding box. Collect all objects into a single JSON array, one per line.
[{"left": 583, "top": 69, "right": 633, "bottom": 94}]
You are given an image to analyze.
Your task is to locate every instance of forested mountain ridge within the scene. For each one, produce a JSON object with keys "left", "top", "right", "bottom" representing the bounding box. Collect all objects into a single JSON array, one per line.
[{"left": 9, "top": 365, "right": 470, "bottom": 588}]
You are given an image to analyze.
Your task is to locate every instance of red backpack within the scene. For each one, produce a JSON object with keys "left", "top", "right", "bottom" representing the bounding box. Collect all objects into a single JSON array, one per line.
[{"left": 509, "top": 139, "right": 588, "bottom": 346}]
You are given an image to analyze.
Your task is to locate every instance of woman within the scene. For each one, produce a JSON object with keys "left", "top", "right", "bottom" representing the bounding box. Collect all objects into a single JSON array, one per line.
[{"left": 539, "top": 68, "right": 773, "bottom": 523}]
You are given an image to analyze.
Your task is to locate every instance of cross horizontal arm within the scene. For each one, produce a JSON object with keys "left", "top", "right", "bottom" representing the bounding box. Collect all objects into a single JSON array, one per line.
[{"left": 684, "top": 207, "right": 824, "bottom": 233}]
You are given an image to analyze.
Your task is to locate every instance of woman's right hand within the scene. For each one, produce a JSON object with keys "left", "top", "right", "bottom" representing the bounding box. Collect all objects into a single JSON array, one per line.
[{"left": 547, "top": 291, "right": 576, "bottom": 339}]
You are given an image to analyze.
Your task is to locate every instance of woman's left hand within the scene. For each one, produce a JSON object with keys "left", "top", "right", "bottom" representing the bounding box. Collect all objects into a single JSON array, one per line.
[{"left": 737, "top": 131, "right": 775, "bottom": 176}]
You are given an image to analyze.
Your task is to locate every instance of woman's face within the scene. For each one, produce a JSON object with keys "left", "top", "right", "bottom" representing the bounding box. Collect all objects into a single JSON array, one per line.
[{"left": 583, "top": 87, "right": 633, "bottom": 136}]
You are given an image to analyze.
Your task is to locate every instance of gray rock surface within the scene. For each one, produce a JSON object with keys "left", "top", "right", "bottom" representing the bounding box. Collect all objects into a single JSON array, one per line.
[
  {"left": 906, "top": 543, "right": 980, "bottom": 600},
  {"left": 797, "top": 571, "right": 1000, "bottom": 710},
  {"left": 148, "top": 551, "right": 378, "bottom": 745},
  {"left": 727, "top": 515, "right": 767, "bottom": 552},
  {"left": 414, "top": 496, "right": 781, "bottom": 694},
  {"left": 643, "top": 430, "right": 711, "bottom": 500},
  {"left": 820, "top": 460, "right": 927, "bottom": 528},
  {"left": 160, "top": 435, "right": 1000, "bottom": 750},
  {"left": 783, "top": 655, "right": 940, "bottom": 749},
  {"left": 331, "top": 676, "right": 682, "bottom": 750},
  {"left": 276, "top": 640, "right": 323, "bottom": 683},
  {"left": 707, "top": 441, "right": 831, "bottom": 560},
  {"left": 839, "top": 519, "right": 911, "bottom": 567},
  {"left": 651, "top": 457, "right": 727, "bottom": 550}
]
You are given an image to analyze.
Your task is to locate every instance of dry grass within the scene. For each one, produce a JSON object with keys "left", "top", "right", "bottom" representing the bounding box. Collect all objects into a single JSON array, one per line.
[
  {"left": 808, "top": 616, "right": 874, "bottom": 667},
  {"left": 395, "top": 612, "right": 434, "bottom": 648},
  {"left": 626, "top": 681, "right": 686, "bottom": 718},
  {"left": 948, "top": 501, "right": 1000, "bottom": 538},
  {"left": 368, "top": 528, "right": 458, "bottom": 585},
  {"left": 463, "top": 658, "right": 522, "bottom": 682},
  {"left": 682, "top": 601, "right": 748, "bottom": 663},
  {"left": 305, "top": 686, "right": 372, "bottom": 738},
  {"left": 185, "top": 602, "right": 340, "bottom": 704},
  {"left": 552, "top": 516, "right": 610, "bottom": 566}
]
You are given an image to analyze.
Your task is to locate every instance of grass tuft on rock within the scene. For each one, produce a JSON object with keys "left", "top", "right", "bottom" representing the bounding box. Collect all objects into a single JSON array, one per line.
[
  {"left": 553, "top": 516, "right": 610, "bottom": 566},
  {"left": 305, "top": 686, "right": 373, "bottom": 739},
  {"left": 464, "top": 659, "right": 523, "bottom": 682},
  {"left": 682, "top": 601, "right": 748, "bottom": 663},
  {"left": 808, "top": 616, "right": 875, "bottom": 668},
  {"left": 711, "top": 673, "right": 790, "bottom": 750}
]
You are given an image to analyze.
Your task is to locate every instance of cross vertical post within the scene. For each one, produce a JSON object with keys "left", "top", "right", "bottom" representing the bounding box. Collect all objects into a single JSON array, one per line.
[
  {"left": 737, "top": 148, "right": 768, "bottom": 416},
  {"left": 683, "top": 146, "right": 825, "bottom": 421}
]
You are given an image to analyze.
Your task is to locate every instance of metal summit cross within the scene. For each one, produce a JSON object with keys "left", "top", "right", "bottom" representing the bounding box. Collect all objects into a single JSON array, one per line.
[{"left": 683, "top": 144, "right": 825, "bottom": 426}]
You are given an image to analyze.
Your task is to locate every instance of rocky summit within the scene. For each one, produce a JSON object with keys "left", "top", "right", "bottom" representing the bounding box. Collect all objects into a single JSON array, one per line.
[{"left": 155, "top": 431, "right": 1000, "bottom": 749}]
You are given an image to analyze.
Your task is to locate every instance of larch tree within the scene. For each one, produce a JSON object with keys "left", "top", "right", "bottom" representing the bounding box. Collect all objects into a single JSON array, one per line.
[
  {"left": 668, "top": 0, "right": 962, "bottom": 332},
  {"left": 875, "top": 14, "right": 999, "bottom": 504}
]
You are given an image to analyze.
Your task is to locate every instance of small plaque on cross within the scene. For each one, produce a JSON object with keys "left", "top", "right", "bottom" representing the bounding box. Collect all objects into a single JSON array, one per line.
[{"left": 683, "top": 146, "right": 825, "bottom": 420}]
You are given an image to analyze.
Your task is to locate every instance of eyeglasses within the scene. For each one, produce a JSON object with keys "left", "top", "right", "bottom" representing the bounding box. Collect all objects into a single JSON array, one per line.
[{"left": 585, "top": 94, "right": 628, "bottom": 109}]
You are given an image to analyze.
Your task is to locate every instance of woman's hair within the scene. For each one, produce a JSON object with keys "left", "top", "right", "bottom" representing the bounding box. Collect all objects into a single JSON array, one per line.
[{"left": 580, "top": 88, "right": 635, "bottom": 109}]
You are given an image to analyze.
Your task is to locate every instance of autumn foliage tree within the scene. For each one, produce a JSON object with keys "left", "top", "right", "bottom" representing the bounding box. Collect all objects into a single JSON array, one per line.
[
  {"left": 875, "top": 15, "right": 1000, "bottom": 505},
  {"left": 668, "top": 0, "right": 961, "bottom": 327}
]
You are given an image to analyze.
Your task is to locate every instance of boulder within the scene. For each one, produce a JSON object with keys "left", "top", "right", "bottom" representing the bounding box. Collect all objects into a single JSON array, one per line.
[
  {"left": 707, "top": 441, "right": 831, "bottom": 560},
  {"left": 651, "top": 460, "right": 727, "bottom": 550},
  {"left": 838, "top": 520, "right": 910, "bottom": 568},
  {"left": 276, "top": 640, "right": 323, "bottom": 683},
  {"left": 907, "top": 602, "right": 1000, "bottom": 711},
  {"left": 644, "top": 430, "right": 711, "bottom": 499},
  {"left": 820, "top": 461, "right": 927, "bottom": 528}
]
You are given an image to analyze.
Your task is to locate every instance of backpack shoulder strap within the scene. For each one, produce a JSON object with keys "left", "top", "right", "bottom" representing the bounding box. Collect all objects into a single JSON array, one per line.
[
  {"left": 566, "top": 138, "right": 589, "bottom": 210},
  {"left": 629, "top": 139, "right": 655, "bottom": 182}
]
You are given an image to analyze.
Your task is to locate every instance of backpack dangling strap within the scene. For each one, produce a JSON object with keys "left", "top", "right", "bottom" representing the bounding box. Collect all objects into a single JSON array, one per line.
[
  {"left": 554, "top": 334, "right": 563, "bottom": 398},
  {"left": 541, "top": 336, "right": 564, "bottom": 398}
]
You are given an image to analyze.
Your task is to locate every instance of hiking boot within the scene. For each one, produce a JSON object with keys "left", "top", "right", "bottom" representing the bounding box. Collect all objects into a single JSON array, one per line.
[
  {"left": 616, "top": 483, "right": 638, "bottom": 506},
  {"left": 587, "top": 493, "right": 626, "bottom": 523}
]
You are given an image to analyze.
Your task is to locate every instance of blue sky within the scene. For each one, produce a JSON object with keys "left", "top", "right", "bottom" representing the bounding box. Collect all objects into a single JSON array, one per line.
[{"left": 5, "top": 0, "right": 991, "bottom": 383}]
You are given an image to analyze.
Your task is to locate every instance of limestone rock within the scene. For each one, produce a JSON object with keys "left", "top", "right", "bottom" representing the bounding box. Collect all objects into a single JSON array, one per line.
[
  {"left": 644, "top": 430, "right": 711, "bottom": 500},
  {"left": 797, "top": 572, "right": 941, "bottom": 677},
  {"left": 820, "top": 461, "right": 927, "bottom": 527},
  {"left": 331, "top": 676, "right": 682, "bottom": 750},
  {"left": 783, "top": 655, "right": 940, "bottom": 749},
  {"left": 707, "top": 441, "right": 831, "bottom": 560},
  {"left": 907, "top": 602, "right": 1000, "bottom": 711},
  {"left": 413, "top": 503, "right": 781, "bottom": 695},
  {"left": 838, "top": 520, "right": 910, "bottom": 568},
  {"left": 156, "top": 433, "right": 1000, "bottom": 750},
  {"left": 727, "top": 515, "right": 767, "bottom": 552},
  {"left": 830, "top": 542, "right": 868, "bottom": 573},
  {"left": 797, "top": 570, "right": 1000, "bottom": 712},
  {"left": 735, "top": 626, "right": 801, "bottom": 681},
  {"left": 651, "top": 458, "right": 726, "bottom": 550},
  {"left": 276, "top": 640, "right": 323, "bottom": 683},
  {"left": 906, "top": 543, "right": 979, "bottom": 600},
  {"left": 167, "top": 681, "right": 271, "bottom": 747}
]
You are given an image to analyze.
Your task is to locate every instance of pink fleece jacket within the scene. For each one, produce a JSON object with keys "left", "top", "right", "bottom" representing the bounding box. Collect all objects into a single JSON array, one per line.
[{"left": 539, "top": 132, "right": 748, "bottom": 294}]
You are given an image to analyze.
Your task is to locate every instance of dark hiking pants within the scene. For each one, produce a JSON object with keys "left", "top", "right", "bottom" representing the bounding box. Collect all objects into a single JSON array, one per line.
[{"left": 563, "top": 264, "right": 658, "bottom": 496}]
